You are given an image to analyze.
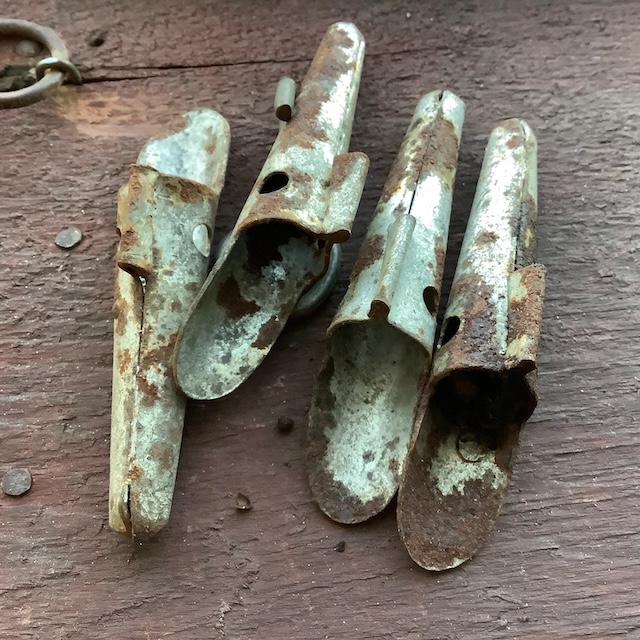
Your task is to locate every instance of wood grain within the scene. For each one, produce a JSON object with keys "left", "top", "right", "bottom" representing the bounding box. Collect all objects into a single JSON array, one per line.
[{"left": 0, "top": 0, "right": 639, "bottom": 638}]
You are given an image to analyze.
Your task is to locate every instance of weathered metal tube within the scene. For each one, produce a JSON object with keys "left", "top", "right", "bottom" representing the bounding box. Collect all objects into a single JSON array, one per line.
[
  {"left": 173, "top": 22, "right": 369, "bottom": 401},
  {"left": 307, "top": 90, "right": 465, "bottom": 524},
  {"left": 109, "top": 110, "right": 230, "bottom": 539},
  {"left": 397, "top": 119, "right": 546, "bottom": 571},
  {"left": 274, "top": 76, "right": 296, "bottom": 122}
]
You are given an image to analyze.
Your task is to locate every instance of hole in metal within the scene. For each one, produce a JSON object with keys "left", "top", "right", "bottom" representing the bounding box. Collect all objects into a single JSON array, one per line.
[
  {"left": 259, "top": 171, "right": 289, "bottom": 194},
  {"left": 423, "top": 286, "right": 439, "bottom": 315},
  {"left": 441, "top": 316, "right": 460, "bottom": 345}
]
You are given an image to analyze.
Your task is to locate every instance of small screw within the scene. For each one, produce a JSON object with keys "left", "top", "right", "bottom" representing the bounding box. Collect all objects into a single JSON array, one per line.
[
  {"left": 235, "top": 492, "right": 252, "bottom": 511},
  {"left": 2, "top": 468, "right": 32, "bottom": 496},
  {"left": 277, "top": 415, "right": 295, "bottom": 434},
  {"left": 88, "top": 29, "right": 107, "bottom": 47},
  {"left": 55, "top": 227, "right": 83, "bottom": 250},
  {"left": 15, "top": 40, "right": 41, "bottom": 58},
  {"left": 334, "top": 540, "right": 346, "bottom": 553}
]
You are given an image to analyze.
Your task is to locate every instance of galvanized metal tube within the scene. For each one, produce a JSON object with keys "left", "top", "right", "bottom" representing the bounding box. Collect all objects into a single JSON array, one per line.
[
  {"left": 109, "top": 110, "right": 230, "bottom": 539},
  {"left": 174, "top": 22, "right": 369, "bottom": 401},
  {"left": 307, "top": 90, "right": 465, "bottom": 524},
  {"left": 274, "top": 76, "right": 296, "bottom": 122},
  {"left": 397, "top": 119, "right": 546, "bottom": 571}
]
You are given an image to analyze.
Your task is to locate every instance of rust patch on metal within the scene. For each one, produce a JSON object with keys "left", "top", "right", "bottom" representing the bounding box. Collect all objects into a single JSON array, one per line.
[
  {"left": 477, "top": 230, "right": 498, "bottom": 245},
  {"left": 148, "top": 443, "right": 175, "bottom": 473},
  {"left": 309, "top": 464, "right": 389, "bottom": 524},
  {"left": 251, "top": 315, "right": 282, "bottom": 350},
  {"left": 398, "top": 400, "right": 519, "bottom": 570},
  {"left": 216, "top": 276, "right": 261, "bottom": 318},
  {"left": 423, "top": 115, "right": 460, "bottom": 192},
  {"left": 433, "top": 244, "right": 446, "bottom": 289},
  {"left": 351, "top": 234, "right": 384, "bottom": 278},
  {"left": 137, "top": 377, "right": 159, "bottom": 407},
  {"left": 118, "top": 349, "right": 132, "bottom": 374},
  {"left": 164, "top": 176, "right": 214, "bottom": 204},
  {"left": 128, "top": 464, "right": 143, "bottom": 481},
  {"left": 439, "top": 273, "right": 498, "bottom": 367},
  {"left": 507, "top": 266, "right": 545, "bottom": 347}
]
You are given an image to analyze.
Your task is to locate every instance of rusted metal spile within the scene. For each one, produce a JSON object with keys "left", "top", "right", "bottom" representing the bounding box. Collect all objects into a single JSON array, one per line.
[
  {"left": 173, "top": 22, "right": 369, "bottom": 400},
  {"left": 307, "top": 91, "right": 465, "bottom": 524},
  {"left": 397, "top": 119, "right": 545, "bottom": 571},
  {"left": 109, "top": 110, "right": 230, "bottom": 539},
  {"left": 0, "top": 19, "right": 81, "bottom": 109}
]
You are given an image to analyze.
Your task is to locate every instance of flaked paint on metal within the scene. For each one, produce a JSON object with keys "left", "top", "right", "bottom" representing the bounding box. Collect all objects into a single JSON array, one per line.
[
  {"left": 109, "top": 109, "right": 230, "bottom": 539},
  {"left": 397, "top": 119, "right": 546, "bottom": 571},
  {"left": 307, "top": 90, "right": 465, "bottom": 524},
  {"left": 174, "top": 22, "right": 369, "bottom": 401}
]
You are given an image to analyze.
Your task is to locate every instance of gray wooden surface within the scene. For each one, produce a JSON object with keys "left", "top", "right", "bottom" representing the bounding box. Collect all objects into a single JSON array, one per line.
[{"left": 0, "top": 0, "right": 638, "bottom": 638}]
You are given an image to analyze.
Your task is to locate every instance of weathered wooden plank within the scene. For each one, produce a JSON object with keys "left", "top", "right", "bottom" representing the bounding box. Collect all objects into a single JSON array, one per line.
[{"left": 0, "top": 0, "right": 639, "bottom": 638}]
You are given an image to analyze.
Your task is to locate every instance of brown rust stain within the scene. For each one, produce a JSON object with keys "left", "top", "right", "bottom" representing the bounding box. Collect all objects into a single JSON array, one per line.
[
  {"left": 216, "top": 276, "right": 261, "bottom": 319},
  {"left": 437, "top": 272, "right": 499, "bottom": 371},
  {"left": 137, "top": 377, "right": 160, "bottom": 407},
  {"left": 308, "top": 464, "right": 389, "bottom": 525},
  {"left": 139, "top": 332, "right": 180, "bottom": 372},
  {"left": 351, "top": 234, "right": 384, "bottom": 278},
  {"left": 423, "top": 114, "right": 460, "bottom": 192},
  {"left": 205, "top": 132, "right": 217, "bottom": 155},
  {"left": 508, "top": 266, "right": 546, "bottom": 342},
  {"left": 251, "top": 316, "right": 283, "bottom": 350},
  {"left": 118, "top": 349, "right": 133, "bottom": 374},
  {"left": 433, "top": 244, "right": 446, "bottom": 289},
  {"left": 477, "top": 230, "right": 498, "bottom": 245},
  {"left": 499, "top": 118, "right": 525, "bottom": 137},
  {"left": 398, "top": 407, "right": 513, "bottom": 570},
  {"left": 170, "top": 299, "right": 182, "bottom": 313},
  {"left": 128, "top": 464, "right": 143, "bottom": 482},
  {"left": 164, "top": 176, "right": 214, "bottom": 204},
  {"left": 148, "top": 442, "right": 175, "bottom": 473}
]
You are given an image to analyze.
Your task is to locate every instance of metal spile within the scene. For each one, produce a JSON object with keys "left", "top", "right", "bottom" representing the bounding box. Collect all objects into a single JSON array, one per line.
[
  {"left": 109, "top": 110, "right": 230, "bottom": 539},
  {"left": 173, "top": 22, "right": 369, "bottom": 400},
  {"left": 307, "top": 90, "right": 465, "bottom": 524},
  {"left": 397, "top": 119, "right": 546, "bottom": 571}
]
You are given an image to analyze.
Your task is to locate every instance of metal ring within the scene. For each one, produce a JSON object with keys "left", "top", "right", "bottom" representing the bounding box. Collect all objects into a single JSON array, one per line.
[
  {"left": 0, "top": 19, "right": 81, "bottom": 109},
  {"left": 291, "top": 243, "right": 341, "bottom": 319},
  {"left": 35, "top": 56, "right": 82, "bottom": 85}
]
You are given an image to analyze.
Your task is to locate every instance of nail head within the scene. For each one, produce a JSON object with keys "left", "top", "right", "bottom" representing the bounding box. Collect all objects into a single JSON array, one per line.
[
  {"left": 2, "top": 468, "right": 32, "bottom": 496},
  {"left": 55, "top": 227, "right": 83, "bottom": 249}
]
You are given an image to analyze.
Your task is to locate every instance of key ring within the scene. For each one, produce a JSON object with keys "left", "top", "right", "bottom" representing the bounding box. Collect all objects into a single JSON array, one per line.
[{"left": 0, "top": 19, "right": 81, "bottom": 109}]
